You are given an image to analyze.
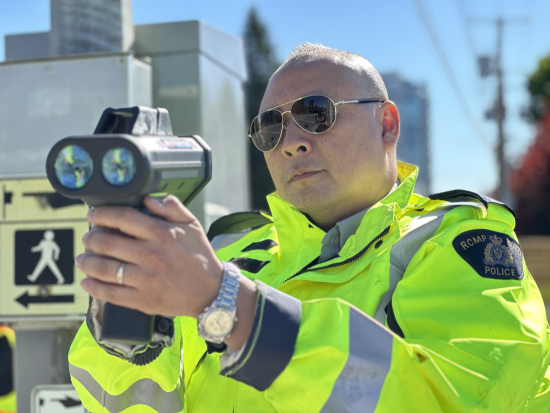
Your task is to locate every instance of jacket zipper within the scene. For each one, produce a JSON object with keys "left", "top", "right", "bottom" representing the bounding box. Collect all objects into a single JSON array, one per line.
[{"left": 282, "top": 225, "right": 391, "bottom": 284}]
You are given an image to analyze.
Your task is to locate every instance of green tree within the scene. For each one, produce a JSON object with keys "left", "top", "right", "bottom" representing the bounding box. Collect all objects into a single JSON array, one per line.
[
  {"left": 527, "top": 54, "right": 550, "bottom": 121},
  {"left": 243, "top": 7, "right": 279, "bottom": 212}
]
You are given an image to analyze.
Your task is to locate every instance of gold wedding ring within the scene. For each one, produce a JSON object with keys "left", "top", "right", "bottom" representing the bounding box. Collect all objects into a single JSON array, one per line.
[{"left": 116, "top": 263, "right": 126, "bottom": 285}]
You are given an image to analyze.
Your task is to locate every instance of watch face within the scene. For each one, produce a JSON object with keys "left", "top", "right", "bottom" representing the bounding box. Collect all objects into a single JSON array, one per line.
[{"left": 203, "top": 309, "right": 234, "bottom": 337}]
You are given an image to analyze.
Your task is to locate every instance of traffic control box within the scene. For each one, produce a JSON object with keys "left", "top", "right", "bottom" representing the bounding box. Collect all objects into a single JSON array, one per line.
[{"left": 0, "top": 177, "right": 89, "bottom": 318}]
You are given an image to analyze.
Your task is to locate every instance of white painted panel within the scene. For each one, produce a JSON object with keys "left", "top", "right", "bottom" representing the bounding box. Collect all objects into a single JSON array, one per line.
[{"left": 0, "top": 54, "right": 151, "bottom": 178}]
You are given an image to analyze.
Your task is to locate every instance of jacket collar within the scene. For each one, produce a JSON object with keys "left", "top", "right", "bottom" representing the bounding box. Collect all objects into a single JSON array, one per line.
[
  {"left": 381, "top": 162, "right": 418, "bottom": 210},
  {"left": 266, "top": 162, "right": 419, "bottom": 274}
]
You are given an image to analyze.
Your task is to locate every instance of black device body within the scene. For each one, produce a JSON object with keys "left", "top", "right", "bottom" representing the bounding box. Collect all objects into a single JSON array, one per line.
[{"left": 46, "top": 106, "right": 212, "bottom": 345}]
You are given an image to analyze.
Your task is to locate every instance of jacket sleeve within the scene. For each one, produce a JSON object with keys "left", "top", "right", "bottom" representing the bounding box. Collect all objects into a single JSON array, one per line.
[
  {"left": 219, "top": 220, "right": 550, "bottom": 413},
  {"left": 68, "top": 311, "right": 189, "bottom": 413}
]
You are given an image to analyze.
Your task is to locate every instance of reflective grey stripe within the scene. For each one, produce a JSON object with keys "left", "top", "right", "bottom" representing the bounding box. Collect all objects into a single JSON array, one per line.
[
  {"left": 321, "top": 308, "right": 394, "bottom": 413},
  {"left": 211, "top": 232, "right": 250, "bottom": 251},
  {"left": 373, "top": 208, "right": 453, "bottom": 324},
  {"left": 69, "top": 363, "right": 184, "bottom": 413}
]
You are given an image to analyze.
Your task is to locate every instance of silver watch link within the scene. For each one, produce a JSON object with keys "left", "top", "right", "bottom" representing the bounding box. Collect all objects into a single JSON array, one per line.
[{"left": 197, "top": 262, "right": 240, "bottom": 344}]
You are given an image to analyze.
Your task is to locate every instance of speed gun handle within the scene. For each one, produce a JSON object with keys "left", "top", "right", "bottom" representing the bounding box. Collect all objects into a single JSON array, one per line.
[{"left": 90, "top": 208, "right": 157, "bottom": 345}]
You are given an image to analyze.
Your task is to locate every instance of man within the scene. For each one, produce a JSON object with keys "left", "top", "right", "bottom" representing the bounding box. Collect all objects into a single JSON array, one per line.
[{"left": 69, "top": 43, "right": 550, "bottom": 412}]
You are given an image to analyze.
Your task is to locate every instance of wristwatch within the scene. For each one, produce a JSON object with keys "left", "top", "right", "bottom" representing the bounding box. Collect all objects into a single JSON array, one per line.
[{"left": 197, "top": 262, "right": 240, "bottom": 344}]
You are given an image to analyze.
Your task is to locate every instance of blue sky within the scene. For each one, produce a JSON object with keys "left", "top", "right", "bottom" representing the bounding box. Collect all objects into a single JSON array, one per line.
[{"left": 1, "top": 0, "right": 550, "bottom": 195}]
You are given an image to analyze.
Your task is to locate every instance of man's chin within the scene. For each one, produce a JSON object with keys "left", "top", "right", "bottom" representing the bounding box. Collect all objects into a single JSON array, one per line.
[
  {"left": 278, "top": 176, "right": 337, "bottom": 211},
  {"left": 286, "top": 193, "right": 334, "bottom": 216}
]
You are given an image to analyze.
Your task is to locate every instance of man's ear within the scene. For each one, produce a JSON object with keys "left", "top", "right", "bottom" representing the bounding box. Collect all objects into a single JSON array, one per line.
[{"left": 381, "top": 102, "right": 400, "bottom": 153}]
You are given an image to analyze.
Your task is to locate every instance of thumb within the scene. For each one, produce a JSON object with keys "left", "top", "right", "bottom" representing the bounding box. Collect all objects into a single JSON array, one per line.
[{"left": 144, "top": 195, "right": 197, "bottom": 224}]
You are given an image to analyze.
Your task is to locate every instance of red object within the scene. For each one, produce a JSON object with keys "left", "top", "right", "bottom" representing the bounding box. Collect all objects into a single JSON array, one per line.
[{"left": 511, "top": 109, "right": 550, "bottom": 234}]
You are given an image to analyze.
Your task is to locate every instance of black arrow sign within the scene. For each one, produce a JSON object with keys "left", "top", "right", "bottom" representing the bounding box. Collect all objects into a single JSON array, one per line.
[
  {"left": 53, "top": 396, "right": 83, "bottom": 408},
  {"left": 16, "top": 291, "right": 74, "bottom": 308}
]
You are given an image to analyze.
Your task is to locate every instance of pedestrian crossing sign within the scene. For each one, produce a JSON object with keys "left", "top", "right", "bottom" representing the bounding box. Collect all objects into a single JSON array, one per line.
[
  {"left": 0, "top": 177, "right": 90, "bottom": 318},
  {"left": 15, "top": 229, "right": 74, "bottom": 286},
  {"left": 31, "top": 384, "right": 87, "bottom": 413}
]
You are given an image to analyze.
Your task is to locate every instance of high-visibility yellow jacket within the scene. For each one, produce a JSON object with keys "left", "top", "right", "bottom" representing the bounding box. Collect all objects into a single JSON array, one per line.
[
  {"left": 68, "top": 162, "right": 550, "bottom": 412},
  {"left": 0, "top": 326, "right": 16, "bottom": 413}
]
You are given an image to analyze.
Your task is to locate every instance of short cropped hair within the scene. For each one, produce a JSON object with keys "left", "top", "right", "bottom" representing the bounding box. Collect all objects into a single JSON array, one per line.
[{"left": 274, "top": 42, "right": 388, "bottom": 100}]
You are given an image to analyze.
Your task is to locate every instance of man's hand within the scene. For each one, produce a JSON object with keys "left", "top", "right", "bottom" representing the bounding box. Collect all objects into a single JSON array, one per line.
[{"left": 76, "top": 195, "right": 257, "bottom": 350}]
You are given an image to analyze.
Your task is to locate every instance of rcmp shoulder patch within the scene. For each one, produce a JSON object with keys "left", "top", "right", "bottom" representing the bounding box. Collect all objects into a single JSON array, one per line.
[{"left": 452, "top": 230, "right": 524, "bottom": 280}]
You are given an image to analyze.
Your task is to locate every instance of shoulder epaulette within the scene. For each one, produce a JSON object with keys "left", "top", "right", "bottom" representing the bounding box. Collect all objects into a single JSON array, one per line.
[
  {"left": 429, "top": 189, "right": 515, "bottom": 217},
  {"left": 206, "top": 211, "right": 272, "bottom": 241}
]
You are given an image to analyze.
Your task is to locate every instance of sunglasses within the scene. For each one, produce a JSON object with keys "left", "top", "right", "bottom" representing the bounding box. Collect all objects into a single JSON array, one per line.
[{"left": 248, "top": 95, "right": 386, "bottom": 152}]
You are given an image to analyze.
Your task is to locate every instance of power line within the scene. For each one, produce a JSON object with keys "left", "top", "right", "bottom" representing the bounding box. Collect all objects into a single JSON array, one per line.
[
  {"left": 414, "top": 0, "right": 493, "bottom": 148},
  {"left": 455, "top": 0, "right": 477, "bottom": 57}
]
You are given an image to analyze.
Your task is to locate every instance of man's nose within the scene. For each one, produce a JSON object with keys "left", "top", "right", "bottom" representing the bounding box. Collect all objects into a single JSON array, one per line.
[{"left": 278, "top": 114, "right": 313, "bottom": 158}]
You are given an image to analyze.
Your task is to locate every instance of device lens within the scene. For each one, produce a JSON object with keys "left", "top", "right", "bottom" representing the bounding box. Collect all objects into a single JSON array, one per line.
[
  {"left": 102, "top": 148, "right": 136, "bottom": 186},
  {"left": 54, "top": 145, "right": 94, "bottom": 189}
]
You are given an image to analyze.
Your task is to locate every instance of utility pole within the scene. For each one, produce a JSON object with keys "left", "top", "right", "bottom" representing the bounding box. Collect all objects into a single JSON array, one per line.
[
  {"left": 477, "top": 17, "right": 528, "bottom": 203},
  {"left": 495, "top": 18, "right": 506, "bottom": 201}
]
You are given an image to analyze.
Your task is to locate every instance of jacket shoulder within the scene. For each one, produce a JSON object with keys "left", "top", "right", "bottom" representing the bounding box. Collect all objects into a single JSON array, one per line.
[{"left": 428, "top": 189, "right": 515, "bottom": 217}]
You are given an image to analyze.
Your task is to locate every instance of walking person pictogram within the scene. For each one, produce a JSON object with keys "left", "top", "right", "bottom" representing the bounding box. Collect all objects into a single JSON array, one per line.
[{"left": 27, "top": 230, "right": 65, "bottom": 285}]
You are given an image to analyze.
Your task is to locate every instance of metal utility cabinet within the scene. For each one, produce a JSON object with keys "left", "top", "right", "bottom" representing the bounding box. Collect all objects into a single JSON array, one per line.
[{"left": 133, "top": 20, "right": 250, "bottom": 227}]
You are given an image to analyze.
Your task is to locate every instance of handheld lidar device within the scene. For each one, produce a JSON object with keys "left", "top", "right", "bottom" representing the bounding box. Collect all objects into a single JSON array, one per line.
[{"left": 46, "top": 106, "right": 212, "bottom": 345}]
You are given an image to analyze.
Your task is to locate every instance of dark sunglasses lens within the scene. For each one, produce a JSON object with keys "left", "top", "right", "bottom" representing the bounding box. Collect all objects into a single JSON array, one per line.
[
  {"left": 292, "top": 96, "right": 336, "bottom": 133},
  {"left": 250, "top": 110, "right": 283, "bottom": 151}
]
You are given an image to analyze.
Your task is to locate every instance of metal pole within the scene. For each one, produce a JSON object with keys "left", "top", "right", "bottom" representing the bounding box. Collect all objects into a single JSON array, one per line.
[{"left": 496, "top": 18, "right": 506, "bottom": 201}]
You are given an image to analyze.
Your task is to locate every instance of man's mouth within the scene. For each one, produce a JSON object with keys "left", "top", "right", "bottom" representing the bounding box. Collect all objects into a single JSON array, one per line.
[{"left": 289, "top": 169, "right": 322, "bottom": 182}]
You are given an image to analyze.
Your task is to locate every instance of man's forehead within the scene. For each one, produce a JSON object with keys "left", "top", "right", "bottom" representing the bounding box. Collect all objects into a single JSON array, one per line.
[{"left": 260, "top": 60, "right": 358, "bottom": 112}]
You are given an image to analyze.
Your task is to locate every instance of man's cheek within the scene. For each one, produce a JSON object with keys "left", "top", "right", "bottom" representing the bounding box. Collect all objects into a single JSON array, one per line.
[{"left": 264, "top": 160, "right": 283, "bottom": 185}]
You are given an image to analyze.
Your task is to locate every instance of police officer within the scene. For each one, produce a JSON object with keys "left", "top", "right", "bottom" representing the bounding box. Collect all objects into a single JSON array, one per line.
[{"left": 69, "top": 43, "right": 550, "bottom": 412}]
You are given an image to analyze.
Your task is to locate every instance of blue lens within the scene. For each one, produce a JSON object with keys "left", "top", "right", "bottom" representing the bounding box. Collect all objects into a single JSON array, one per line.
[
  {"left": 102, "top": 148, "right": 136, "bottom": 186},
  {"left": 54, "top": 145, "right": 94, "bottom": 189}
]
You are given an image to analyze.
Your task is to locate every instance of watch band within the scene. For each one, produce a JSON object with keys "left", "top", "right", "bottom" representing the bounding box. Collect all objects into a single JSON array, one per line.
[
  {"left": 214, "top": 262, "right": 240, "bottom": 311},
  {"left": 197, "top": 262, "right": 240, "bottom": 344}
]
